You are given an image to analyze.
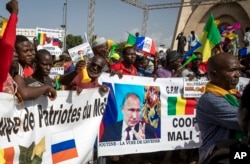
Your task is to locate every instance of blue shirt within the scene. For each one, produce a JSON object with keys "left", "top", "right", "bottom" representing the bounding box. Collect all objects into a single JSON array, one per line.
[
  {"left": 196, "top": 92, "right": 241, "bottom": 161},
  {"left": 137, "top": 67, "right": 153, "bottom": 77}
]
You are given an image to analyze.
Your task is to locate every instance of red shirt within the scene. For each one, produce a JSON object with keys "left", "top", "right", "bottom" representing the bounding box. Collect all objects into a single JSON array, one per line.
[
  {"left": 110, "top": 61, "right": 137, "bottom": 75},
  {"left": 72, "top": 70, "right": 99, "bottom": 89},
  {"left": 0, "top": 14, "right": 17, "bottom": 92},
  {"left": 23, "top": 66, "right": 34, "bottom": 78},
  {"left": 199, "top": 62, "right": 207, "bottom": 74}
]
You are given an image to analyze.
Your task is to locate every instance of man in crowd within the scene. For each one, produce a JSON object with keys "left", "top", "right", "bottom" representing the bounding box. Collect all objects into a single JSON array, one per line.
[
  {"left": 155, "top": 50, "right": 183, "bottom": 78},
  {"left": 0, "top": 0, "right": 18, "bottom": 94},
  {"left": 176, "top": 32, "right": 187, "bottom": 54},
  {"left": 201, "top": 81, "right": 250, "bottom": 163},
  {"left": 10, "top": 35, "right": 34, "bottom": 78},
  {"left": 59, "top": 55, "right": 108, "bottom": 94},
  {"left": 92, "top": 37, "right": 110, "bottom": 72},
  {"left": 25, "top": 49, "right": 54, "bottom": 87},
  {"left": 196, "top": 53, "right": 244, "bottom": 162},
  {"left": 187, "top": 31, "right": 199, "bottom": 51},
  {"left": 92, "top": 37, "right": 109, "bottom": 60},
  {"left": 136, "top": 57, "right": 154, "bottom": 77},
  {"left": 100, "top": 93, "right": 157, "bottom": 142},
  {"left": 181, "top": 52, "right": 205, "bottom": 78},
  {"left": 110, "top": 46, "right": 137, "bottom": 78},
  {"left": 2, "top": 1, "right": 56, "bottom": 101}
]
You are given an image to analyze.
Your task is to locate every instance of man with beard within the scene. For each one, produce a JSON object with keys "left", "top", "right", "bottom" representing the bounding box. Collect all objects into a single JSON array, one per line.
[
  {"left": 59, "top": 55, "right": 108, "bottom": 94},
  {"left": 196, "top": 53, "right": 244, "bottom": 162}
]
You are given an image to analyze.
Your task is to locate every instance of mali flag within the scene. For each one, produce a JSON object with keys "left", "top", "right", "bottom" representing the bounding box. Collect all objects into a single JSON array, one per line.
[
  {"left": 125, "top": 33, "right": 136, "bottom": 47},
  {"left": 0, "top": 147, "right": 14, "bottom": 164},
  {"left": 167, "top": 97, "right": 196, "bottom": 115},
  {"left": 197, "top": 13, "right": 221, "bottom": 62},
  {"left": 37, "top": 33, "right": 46, "bottom": 45}
]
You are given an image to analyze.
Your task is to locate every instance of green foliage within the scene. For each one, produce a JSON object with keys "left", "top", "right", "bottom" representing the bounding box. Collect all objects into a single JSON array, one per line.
[{"left": 66, "top": 34, "right": 83, "bottom": 50}]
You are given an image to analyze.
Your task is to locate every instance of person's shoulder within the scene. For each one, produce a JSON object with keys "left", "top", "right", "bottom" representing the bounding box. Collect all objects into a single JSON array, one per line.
[
  {"left": 197, "top": 93, "right": 218, "bottom": 106},
  {"left": 197, "top": 92, "right": 237, "bottom": 111},
  {"left": 156, "top": 67, "right": 165, "bottom": 72},
  {"left": 202, "top": 138, "right": 250, "bottom": 164},
  {"left": 110, "top": 61, "right": 122, "bottom": 70}
]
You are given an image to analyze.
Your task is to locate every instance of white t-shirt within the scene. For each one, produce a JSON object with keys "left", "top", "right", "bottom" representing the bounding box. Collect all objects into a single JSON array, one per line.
[{"left": 188, "top": 34, "right": 199, "bottom": 47}]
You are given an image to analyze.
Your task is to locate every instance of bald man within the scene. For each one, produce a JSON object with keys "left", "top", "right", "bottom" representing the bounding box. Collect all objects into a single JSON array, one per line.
[{"left": 196, "top": 53, "right": 244, "bottom": 162}]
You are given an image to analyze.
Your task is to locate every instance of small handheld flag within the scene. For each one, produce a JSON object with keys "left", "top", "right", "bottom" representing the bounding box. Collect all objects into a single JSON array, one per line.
[{"left": 181, "top": 54, "right": 197, "bottom": 68}]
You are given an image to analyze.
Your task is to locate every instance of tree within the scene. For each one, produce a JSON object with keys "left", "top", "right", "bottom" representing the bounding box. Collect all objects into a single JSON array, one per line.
[{"left": 65, "top": 34, "right": 83, "bottom": 50}]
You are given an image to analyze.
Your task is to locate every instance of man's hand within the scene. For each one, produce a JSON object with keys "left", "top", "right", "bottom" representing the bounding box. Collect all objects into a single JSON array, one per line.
[
  {"left": 6, "top": 0, "right": 18, "bottom": 15},
  {"left": 110, "top": 70, "right": 123, "bottom": 79},
  {"left": 44, "top": 86, "right": 57, "bottom": 101},
  {"left": 132, "top": 122, "right": 146, "bottom": 140},
  {"left": 98, "top": 84, "right": 109, "bottom": 95},
  {"left": 173, "top": 67, "right": 185, "bottom": 77},
  {"left": 188, "top": 74, "right": 195, "bottom": 81},
  {"left": 75, "top": 60, "right": 87, "bottom": 74}
]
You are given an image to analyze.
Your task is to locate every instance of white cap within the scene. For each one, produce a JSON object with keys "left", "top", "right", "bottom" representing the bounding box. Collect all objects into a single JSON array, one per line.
[{"left": 92, "top": 37, "right": 107, "bottom": 48}]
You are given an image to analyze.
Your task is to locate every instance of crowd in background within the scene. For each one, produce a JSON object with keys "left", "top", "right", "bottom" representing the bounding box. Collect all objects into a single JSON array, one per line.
[{"left": 2, "top": 0, "right": 250, "bottom": 163}]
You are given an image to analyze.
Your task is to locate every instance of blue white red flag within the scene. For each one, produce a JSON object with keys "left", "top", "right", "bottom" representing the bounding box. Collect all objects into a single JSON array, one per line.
[{"left": 136, "top": 36, "right": 156, "bottom": 55}]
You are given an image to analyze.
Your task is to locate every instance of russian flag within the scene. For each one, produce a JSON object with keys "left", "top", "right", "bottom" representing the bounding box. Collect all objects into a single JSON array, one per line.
[
  {"left": 136, "top": 36, "right": 156, "bottom": 55},
  {"left": 0, "top": 147, "right": 14, "bottom": 164},
  {"left": 99, "top": 82, "right": 118, "bottom": 141},
  {"left": 51, "top": 130, "right": 78, "bottom": 164},
  {"left": 52, "top": 38, "right": 60, "bottom": 46}
]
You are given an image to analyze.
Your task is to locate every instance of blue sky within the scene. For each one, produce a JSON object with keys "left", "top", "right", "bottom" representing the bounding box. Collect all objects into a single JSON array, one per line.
[{"left": 0, "top": 0, "right": 181, "bottom": 48}]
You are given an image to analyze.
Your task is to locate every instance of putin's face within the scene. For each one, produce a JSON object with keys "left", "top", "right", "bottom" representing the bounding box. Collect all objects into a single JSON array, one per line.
[{"left": 122, "top": 94, "right": 140, "bottom": 127}]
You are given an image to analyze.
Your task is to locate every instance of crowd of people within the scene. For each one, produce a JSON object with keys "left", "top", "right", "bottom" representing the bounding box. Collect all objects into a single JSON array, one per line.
[{"left": 1, "top": 0, "right": 250, "bottom": 163}]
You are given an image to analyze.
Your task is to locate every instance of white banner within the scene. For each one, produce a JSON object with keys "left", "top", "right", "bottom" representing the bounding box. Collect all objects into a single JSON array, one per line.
[
  {"left": 98, "top": 73, "right": 249, "bottom": 156},
  {"left": 0, "top": 89, "right": 109, "bottom": 164},
  {"left": 36, "top": 28, "right": 62, "bottom": 57},
  {"left": 0, "top": 74, "right": 248, "bottom": 160}
]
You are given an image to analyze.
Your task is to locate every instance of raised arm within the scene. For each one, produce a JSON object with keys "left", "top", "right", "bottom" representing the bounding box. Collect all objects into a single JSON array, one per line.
[{"left": 0, "top": 0, "right": 18, "bottom": 92}]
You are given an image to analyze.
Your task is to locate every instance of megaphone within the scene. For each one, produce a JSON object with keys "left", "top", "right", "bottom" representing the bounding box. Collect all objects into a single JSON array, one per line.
[
  {"left": 181, "top": 54, "right": 197, "bottom": 68},
  {"left": 79, "top": 54, "right": 92, "bottom": 83}
]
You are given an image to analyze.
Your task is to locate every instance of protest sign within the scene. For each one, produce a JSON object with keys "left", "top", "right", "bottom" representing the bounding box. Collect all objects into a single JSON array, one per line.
[
  {"left": 0, "top": 89, "right": 108, "bottom": 164},
  {"left": 36, "top": 28, "right": 62, "bottom": 57},
  {"left": 49, "top": 67, "right": 64, "bottom": 79},
  {"left": 98, "top": 73, "right": 249, "bottom": 156},
  {"left": 68, "top": 42, "right": 94, "bottom": 65}
]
